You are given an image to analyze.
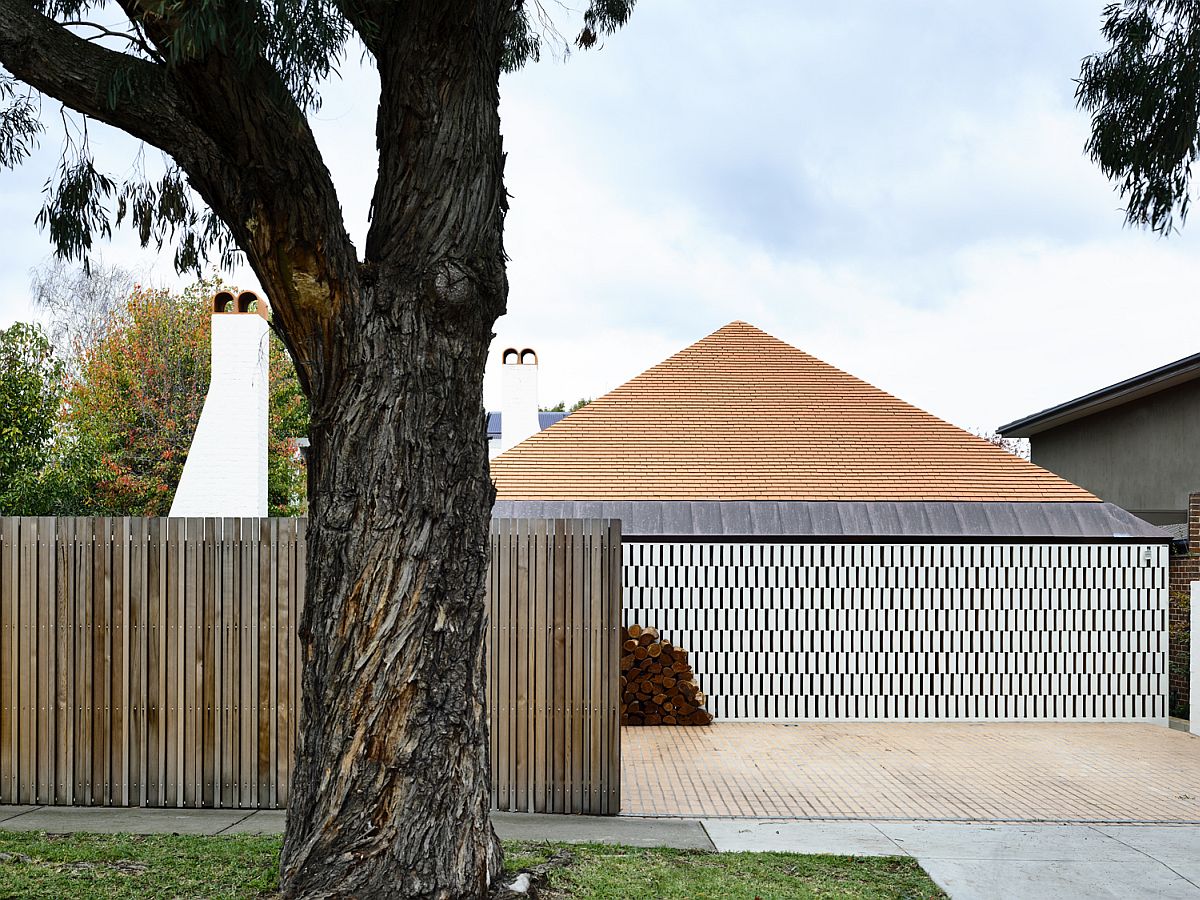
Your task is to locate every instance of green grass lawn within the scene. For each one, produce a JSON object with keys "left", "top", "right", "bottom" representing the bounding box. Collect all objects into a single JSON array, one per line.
[{"left": 0, "top": 830, "right": 945, "bottom": 899}]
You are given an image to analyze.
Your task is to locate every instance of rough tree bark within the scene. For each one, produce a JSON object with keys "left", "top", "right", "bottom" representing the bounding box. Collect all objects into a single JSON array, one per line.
[
  {"left": 282, "top": 292, "right": 503, "bottom": 898},
  {"left": 278, "top": 8, "right": 510, "bottom": 896},
  {"left": 0, "top": 2, "right": 511, "bottom": 897}
]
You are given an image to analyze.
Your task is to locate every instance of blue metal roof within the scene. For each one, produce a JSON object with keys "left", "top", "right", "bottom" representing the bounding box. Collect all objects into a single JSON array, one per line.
[{"left": 487, "top": 411, "right": 567, "bottom": 439}]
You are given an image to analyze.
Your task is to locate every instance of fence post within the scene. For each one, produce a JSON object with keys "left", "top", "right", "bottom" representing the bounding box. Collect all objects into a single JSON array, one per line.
[{"left": 1192, "top": 581, "right": 1199, "bottom": 736}]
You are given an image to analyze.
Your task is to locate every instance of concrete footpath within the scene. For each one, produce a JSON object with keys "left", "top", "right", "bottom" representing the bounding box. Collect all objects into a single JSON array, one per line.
[
  {"left": 705, "top": 820, "right": 1200, "bottom": 900},
  {"left": 2, "top": 806, "right": 1199, "bottom": 899}
]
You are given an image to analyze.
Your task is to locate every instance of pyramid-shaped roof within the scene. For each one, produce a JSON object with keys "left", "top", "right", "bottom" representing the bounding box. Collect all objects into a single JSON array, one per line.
[{"left": 490, "top": 322, "right": 1096, "bottom": 502}]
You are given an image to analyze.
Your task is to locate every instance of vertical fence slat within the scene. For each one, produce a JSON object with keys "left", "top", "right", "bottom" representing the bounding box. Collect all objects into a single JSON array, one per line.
[
  {"left": 496, "top": 518, "right": 511, "bottom": 811},
  {"left": 571, "top": 518, "right": 585, "bottom": 814},
  {"left": 53, "top": 518, "right": 70, "bottom": 805},
  {"left": 98, "top": 517, "right": 113, "bottom": 805},
  {"left": 270, "top": 519, "right": 288, "bottom": 809},
  {"left": 589, "top": 520, "right": 603, "bottom": 814},
  {"left": 17, "top": 517, "right": 35, "bottom": 804},
  {"left": 532, "top": 518, "right": 547, "bottom": 814},
  {"left": 76, "top": 517, "right": 92, "bottom": 804},
  {"left": 202, "top": 517, "right": 218, "bottom": 808},
  {"left": 551, "top": 519, "right": 566, "bottom": 814},
  {"left": 166, "top": 516, "right": 180, "bottom": 806},
  {"left": 486, "top": 524, "right": 497, "bottom": 811},
  {"left": 221, "top": 516, "right": 236, "bottom": 808},
  {"left": 241, "top": 516, "right": 254, "bottom": 809},
  {"left": 257, "top": 518, "right": 272, "bottom": 809},
  {"left": 147, "top": 517, "right": 165, "bottom": 806},
  {"left": 288, "top": 517, "right": 305, "bottom": 807},
  {"left": 112, "top": 516, "right": 128, "bottom": 806},
  {"left": 36, "top": 516, "right": 54, "bottom": 805},
  {"left": 517, "top": 518, "right": 529, "bottom": 813},
  {"left": 1, "top": 518, "right": 16, "bottom": 803},
  {"left": 608, "top": 520, "right": 622, "bottom": 814},
  {"left": 129, "top": 517, "right": 145, "bottom": 806}
]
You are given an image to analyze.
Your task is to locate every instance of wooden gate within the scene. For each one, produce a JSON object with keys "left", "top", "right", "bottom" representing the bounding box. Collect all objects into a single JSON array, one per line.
[{"left": 0, "top": 517, "right": 621, "bottom": 813}]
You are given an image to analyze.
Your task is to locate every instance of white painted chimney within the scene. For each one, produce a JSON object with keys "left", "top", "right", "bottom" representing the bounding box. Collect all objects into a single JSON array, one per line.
[
  {"left": 169, "top": 290, "right": 270, "bottom": 517},
  {"left": 499, "top": 347, "right": 541, "bottom": 453}
]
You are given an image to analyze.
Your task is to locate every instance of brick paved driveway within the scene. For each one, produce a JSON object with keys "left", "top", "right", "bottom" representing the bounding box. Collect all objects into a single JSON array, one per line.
[{"left": 621, "top": 723, "right": 1200, "bottom": 822}]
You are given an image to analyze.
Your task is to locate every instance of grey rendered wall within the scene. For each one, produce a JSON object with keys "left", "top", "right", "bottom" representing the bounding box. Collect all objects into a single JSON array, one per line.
[{"left": 1030, "top": 378, "right": 1200, "bottom": 524}]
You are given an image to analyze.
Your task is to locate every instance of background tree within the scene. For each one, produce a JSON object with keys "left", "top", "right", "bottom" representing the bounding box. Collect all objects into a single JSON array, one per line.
[
  {"left": 31, "top": 257, "right": 140, "bottom": 369},
  {"left": 1078, "top": 0, "right": 1200, "bottom": 232},
  {"left": 0, "top": 321, "right": 67, "bottom": 512},
  {"left": 971, "top": 428, "right": 1030, "bottom": 460},
  {"left": 0, "top": 2, "right": 634, "bottom": 895},
  {"left": 540, "top": 397, "right": 591, "bottom": 413}
]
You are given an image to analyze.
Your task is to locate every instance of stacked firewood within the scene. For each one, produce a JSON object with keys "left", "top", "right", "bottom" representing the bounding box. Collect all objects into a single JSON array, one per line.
[{"left": 619, "top": 623, "right": 713, "bottom": 726}]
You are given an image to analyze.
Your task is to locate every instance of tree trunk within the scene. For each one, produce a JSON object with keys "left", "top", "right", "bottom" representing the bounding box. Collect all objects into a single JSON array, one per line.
[
  {"left": 279, "top": 285, "right": 502, "bottom": 898},
  {"left": 279, "top": 8, "right": 510, "bottom": 895}
]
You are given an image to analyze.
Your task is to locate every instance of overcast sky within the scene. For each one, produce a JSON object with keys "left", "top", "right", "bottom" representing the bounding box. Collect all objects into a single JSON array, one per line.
[{"left": 2, "top": 1, "right": 1197, "bottom": 432}]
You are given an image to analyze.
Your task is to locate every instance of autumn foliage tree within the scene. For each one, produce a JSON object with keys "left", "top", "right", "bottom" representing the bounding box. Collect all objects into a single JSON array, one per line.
[
  {"left": 64, "top": 278, "right": 308, "bottom": 515},
  {"left": 0, "top": 1, "right": 635, "bottom": 896}
]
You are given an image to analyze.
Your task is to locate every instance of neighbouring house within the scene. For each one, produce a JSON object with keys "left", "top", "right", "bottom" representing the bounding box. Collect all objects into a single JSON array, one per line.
[
  {"left": 998, "top": 350, "right": 1200, "bottom": 529},
  {"left": 1000, "top": 352, "right": 1200, "bottom": 719},
  {"left": 170, "top": 290, "right": 270, "bottom": 518},
  {"left": 487, "top": 347, "right": 566, "bottom": 458},
  {"left": 492, "top": 321, "right": 1171, "bottom": 722}
]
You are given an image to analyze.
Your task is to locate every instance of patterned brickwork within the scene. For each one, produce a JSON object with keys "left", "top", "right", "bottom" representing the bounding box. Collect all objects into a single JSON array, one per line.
[
  {"left": 1166, "top": 492, "right": 1200, "bottom": 718},
  {"left": 624, "top": 541, "right": 1168, "bottom": 721}
]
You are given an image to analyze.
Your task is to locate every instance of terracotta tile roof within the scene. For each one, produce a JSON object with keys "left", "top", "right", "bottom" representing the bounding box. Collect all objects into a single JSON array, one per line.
[{"left": 490, "top": 322, "right": 1097, "bottom": 502}]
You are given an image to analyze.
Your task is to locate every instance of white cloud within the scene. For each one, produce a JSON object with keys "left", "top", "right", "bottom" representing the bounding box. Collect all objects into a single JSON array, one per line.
[{"left": 3, "top": 0, "right": 1196, "bottom": 445}]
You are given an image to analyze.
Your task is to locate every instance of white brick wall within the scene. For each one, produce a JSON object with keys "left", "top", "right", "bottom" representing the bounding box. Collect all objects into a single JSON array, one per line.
[
  {"left": 169, "top": 311, "right": 270, "bottom": 517},
  {"left": 623, "top": 540, "right": 1169, "bottom": 722}
]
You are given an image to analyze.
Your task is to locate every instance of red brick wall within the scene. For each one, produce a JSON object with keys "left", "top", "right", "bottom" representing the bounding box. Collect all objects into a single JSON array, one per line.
[{"left": 1167, "top": 492, "right": 1200, "bottom": 719}]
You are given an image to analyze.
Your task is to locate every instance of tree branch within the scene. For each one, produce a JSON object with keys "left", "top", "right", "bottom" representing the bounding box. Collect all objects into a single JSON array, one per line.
[
  {"left": 0, "top": 0, "right": 213, "bottom": 164},
  {"left": 62, "top": 20, "right": 163, "bottom": 62},
  {"left": 1, "top": 0, "right": 359, "bottom": 398},
  {"left": 332, "top": 0, "right": 389, "bottom": 55}
]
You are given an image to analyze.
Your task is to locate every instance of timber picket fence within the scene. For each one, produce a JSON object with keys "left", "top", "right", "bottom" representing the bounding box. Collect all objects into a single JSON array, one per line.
[{"left": 0, "top": 517, "right": 621, "bottom": 814}]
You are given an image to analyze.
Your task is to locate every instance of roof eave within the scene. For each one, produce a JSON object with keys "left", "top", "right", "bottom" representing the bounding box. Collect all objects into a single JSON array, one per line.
[{"left": 999, "top": 353, "right": 1200, "bottom": 438}]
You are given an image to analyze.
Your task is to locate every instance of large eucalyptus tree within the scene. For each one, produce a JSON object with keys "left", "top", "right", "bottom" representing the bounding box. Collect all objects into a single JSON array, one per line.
[
  {"left": 0, "top": 2, "right": 633, "bottom": 896},
  {"left": 1079, "top": 0, "right": 1200, "bottom": 231}
]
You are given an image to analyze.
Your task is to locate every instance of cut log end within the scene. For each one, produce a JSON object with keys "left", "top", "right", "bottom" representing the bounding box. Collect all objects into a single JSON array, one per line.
[{"left": 619, "top": 623, "right": 713, "bottom": 727}]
